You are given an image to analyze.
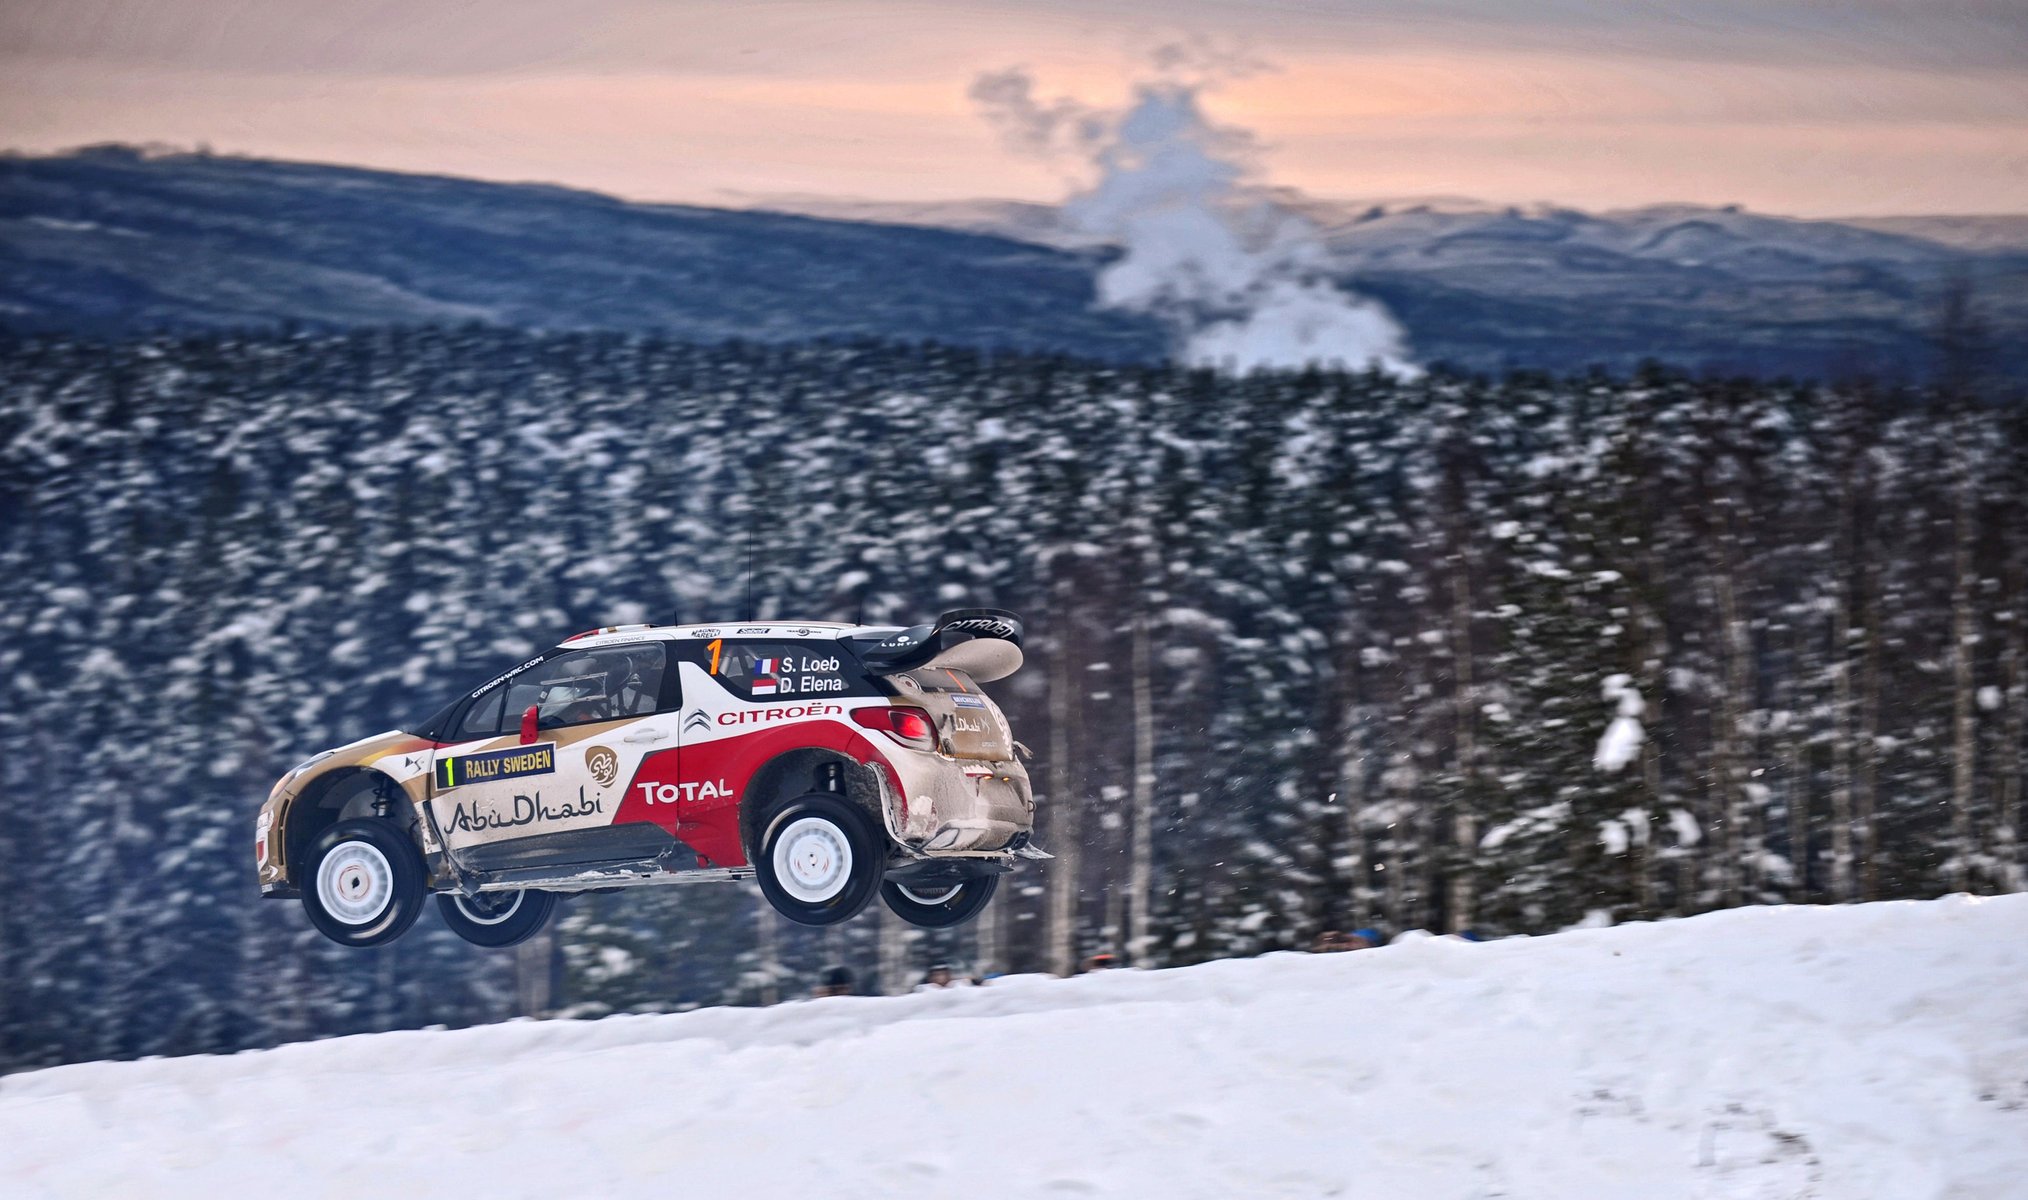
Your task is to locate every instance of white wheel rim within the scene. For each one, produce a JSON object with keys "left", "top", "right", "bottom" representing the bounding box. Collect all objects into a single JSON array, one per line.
[
  {"left": 317, "top": 841, "right": 394, "bottom": 926},
  {"left": 774, "top": 816, "right": 853, "bottom": 904},
  {"left": 454, "top": 892, "right": 525, "bottom": 926},
  {"left": 897, "top": 882, "right": 962, "bottom": 906}
]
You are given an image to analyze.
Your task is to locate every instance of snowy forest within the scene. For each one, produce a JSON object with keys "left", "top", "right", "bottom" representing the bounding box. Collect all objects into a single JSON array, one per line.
[{"left": 1, "top": 325, "right": 2023, "bottom": 1072}]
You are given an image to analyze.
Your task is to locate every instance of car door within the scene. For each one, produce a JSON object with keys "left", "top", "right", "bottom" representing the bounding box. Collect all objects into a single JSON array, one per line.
[{"left": 430, "top": 641, "right": 681, "bottom": 865}]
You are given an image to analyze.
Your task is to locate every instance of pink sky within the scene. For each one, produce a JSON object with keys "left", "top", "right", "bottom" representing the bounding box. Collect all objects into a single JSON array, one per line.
[{"left": 4, "top": 0, "right": 2024, "bottom": 216}]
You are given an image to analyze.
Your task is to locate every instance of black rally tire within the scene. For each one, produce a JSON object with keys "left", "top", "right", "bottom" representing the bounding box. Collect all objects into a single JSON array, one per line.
[
  {"left": 753, "top": 793, "right": 885, "bottom": 927},
  {"left": 435, "top": 888, "right": 557, "bottom": 948},
  {"left": 300, "top": 818, "right": 428, "bottom": 948},
  {"left": 880, "top": 873, "right": 1000, "bottom": 928}
]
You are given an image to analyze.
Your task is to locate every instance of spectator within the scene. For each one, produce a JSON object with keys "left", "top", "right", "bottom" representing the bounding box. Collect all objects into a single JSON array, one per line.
[
  {"left": 813, "top": 965, "right": 856, "bottom": 998},
  {"left": 1349, "top": 927, "right": 1384, "bottom": 949},
  {"left": 921, "top": 964, "right": 956, "bottom": 989},
  {"left": 1081, "top": 952, "right": 1119, "bottom": 973},
  {"left": 1310, "top": 929, "right": 1356, "bottom": 953}
]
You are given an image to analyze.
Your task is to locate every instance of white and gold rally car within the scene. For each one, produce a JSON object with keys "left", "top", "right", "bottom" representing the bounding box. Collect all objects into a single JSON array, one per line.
[{"left": 256, "top": 610, "right": 1043, "bottom": 948}]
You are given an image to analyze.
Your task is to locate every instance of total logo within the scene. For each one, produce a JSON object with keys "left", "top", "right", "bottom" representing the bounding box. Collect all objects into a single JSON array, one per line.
[{"left": 639, "top": 779, "right": 733, "bottom": 805}]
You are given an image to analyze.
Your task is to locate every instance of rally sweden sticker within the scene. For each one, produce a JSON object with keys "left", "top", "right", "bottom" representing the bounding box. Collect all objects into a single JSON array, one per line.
[
  {"left": 436, "top": 743, "right": 556, "bottom": 790},
  {"left": 952, "top": 693, "right": 987, "bottom": 709}
]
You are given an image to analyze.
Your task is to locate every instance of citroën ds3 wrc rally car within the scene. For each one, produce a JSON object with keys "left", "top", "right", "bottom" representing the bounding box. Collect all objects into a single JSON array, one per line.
[{"left": 255, "top": 610, "right": 1044, "bottom": 949}]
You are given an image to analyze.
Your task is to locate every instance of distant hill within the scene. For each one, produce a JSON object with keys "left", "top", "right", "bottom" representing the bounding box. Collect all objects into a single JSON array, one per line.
[
  {"left": 758, "top": 189, "right": 2028, "bottom": 383},
  {"left": 0, "top": 146, "right": 1164, "bottom": 360},
  {"left": 4, "top": 147, "right": 2026, "bottom": 381}
]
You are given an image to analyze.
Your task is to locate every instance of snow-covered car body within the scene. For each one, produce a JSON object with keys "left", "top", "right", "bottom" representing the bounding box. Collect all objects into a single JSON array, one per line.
[{"left": 257, "top": 611, "right": 1038, "bottom": 946}]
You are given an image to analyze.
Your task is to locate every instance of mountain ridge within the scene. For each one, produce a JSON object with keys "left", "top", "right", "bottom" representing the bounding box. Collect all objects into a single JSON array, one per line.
[{"left": 5, "top": 146, "right": 2025, "bottom": 380}]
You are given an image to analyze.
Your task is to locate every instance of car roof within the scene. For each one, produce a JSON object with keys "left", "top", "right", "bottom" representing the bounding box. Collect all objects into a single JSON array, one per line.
[{"left": 556, "top": 621, "right": 897, "bottom": 650}]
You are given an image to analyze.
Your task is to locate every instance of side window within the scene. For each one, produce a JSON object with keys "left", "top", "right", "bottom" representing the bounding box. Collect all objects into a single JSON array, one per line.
[
  {"left": 704, "top": 639, "right": 863, "bottom": 701},
  {"left": 456, "top": 688, "right": 507, "bottom": 739},
  {"left": 493, "top": 644, "right": 671, "bottom": 731}
]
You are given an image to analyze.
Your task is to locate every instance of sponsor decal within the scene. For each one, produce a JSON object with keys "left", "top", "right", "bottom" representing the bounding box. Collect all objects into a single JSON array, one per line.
[
  {"left": 682, "top": 709, "right": 713, "bottom": 734},
  {"left": 470, "top": 653, "right": 547, "bottom": 700},
  {"left": 693, "top": 627, "right": 721, "bottom": 638},
  {"left": 952, "top": 693, "right": 987, "bottom": 709},
  {"left": 715, "top": 702, "right": 844, "bottom": 726},
  {"left": 954, "top": 715, "right": 987, "bottom": 734},
  {"left": 436, "top": 743, "right": 556, "bottom": 790},
  {"left": 586, "top": 745, "right": 620, "bottom": 788},
  {"left": 446, "top": 787, "right": 603, "bottom": 832},
  {"left": 772, "top": 652, "right": 845, "bottom": 695},
  {"left": 737, "top": 626, "right": 770, "bottom": 635},
  {"left": 793, "top": 627, "right": 813, "bottom": 637},
  {"left": 637, "top": 779, "right": 733, "bottom": 805},
  {"left": 946, "top": 616, "right": 1019, "bottom": 639}
]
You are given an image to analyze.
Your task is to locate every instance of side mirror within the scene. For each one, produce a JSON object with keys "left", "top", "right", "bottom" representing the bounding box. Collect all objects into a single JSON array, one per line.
[{"left": 520, "top": 705, "right": 540, "bottom": 745}]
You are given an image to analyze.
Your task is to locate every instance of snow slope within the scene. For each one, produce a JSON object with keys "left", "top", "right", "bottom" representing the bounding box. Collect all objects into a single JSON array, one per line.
[{"left": 4, "top": 895, "right": 2025, "bottom": 1199}]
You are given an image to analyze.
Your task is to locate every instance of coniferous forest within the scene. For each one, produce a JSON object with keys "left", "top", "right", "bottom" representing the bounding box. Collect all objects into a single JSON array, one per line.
[{"left": 2, "top": 326, "right": 2023, "bottom": 1072}]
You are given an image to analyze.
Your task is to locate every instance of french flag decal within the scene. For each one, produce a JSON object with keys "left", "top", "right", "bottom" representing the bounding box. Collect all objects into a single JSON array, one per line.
[{"left": 752, "top": 658, "right": 779, "bottom": 695}]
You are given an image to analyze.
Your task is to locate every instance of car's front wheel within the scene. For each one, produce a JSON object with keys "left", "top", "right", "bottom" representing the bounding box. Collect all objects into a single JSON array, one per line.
[
  {"left": 880, "top": 873, "right": 1000, "bottom": 928},
  {"left": 301, "top": 818, "right": 427, "bottom": 948},
  {"left": 754, "top": 793, "right": 884, "bottom": 926},
  {"left": 435, "top": 888, "right": 557, "bottom": 948}
]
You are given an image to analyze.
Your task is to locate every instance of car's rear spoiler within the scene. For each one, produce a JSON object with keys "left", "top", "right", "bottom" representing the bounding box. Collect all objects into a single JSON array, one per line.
[{"left": 853, "top": 608, "right": 1023, "bottom": 675}]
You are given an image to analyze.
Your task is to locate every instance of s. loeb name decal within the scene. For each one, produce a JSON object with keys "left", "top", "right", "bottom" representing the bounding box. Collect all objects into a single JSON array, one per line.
[{"left": 436, "top": 743, "right": 556, "bottom": 790}]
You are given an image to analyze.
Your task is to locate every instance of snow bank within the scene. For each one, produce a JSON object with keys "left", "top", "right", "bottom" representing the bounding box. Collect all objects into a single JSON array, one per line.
[{"left": 5, "top": 895, "right": 2026, "bottom": 1199}]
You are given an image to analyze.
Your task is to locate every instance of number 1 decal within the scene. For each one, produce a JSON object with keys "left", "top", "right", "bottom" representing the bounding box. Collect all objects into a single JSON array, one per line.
[{"left": 707, "top": 637, "right": 722, "bottom": 675}]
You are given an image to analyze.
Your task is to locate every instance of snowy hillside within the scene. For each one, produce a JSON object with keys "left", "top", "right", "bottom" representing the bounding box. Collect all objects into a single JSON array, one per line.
[
  {"left": 4, "top": 896, "right": 2023, "bottom": 1199},
  {"left": 10, "top": 147, "right": 2028, "bottom": 379}
]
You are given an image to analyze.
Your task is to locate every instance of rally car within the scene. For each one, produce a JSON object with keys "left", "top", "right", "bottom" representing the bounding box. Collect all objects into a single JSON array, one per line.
[{"left": 255, "top": 609, "right": 1043, "bottom": 949}]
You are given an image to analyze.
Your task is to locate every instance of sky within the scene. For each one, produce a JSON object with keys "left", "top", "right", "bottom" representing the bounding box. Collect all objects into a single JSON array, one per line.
[{"left": 3, "top": 0, "right": 2024, "bottom": 216}]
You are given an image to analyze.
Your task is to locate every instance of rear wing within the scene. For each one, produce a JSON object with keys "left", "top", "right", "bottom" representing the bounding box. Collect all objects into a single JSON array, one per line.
[{"left": 852, "top": 608, "right": 1023, "bottom": 676}]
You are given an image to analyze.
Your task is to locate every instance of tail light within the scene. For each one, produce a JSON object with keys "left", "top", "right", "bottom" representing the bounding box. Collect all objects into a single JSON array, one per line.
[{"left": 853, "top": 705, "right": 937, "bottom": 749}]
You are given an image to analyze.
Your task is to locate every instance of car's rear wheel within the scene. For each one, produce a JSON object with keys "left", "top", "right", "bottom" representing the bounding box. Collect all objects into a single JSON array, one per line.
[
  {"left": 435, "top": 888, "right": 557, "bottom": 948},
  {"left": 754, "top": 793, "right": 883, "bottom": 927},
  {"left": 881, "top": 873, "right": 1000, "bottom": 928},
  {"left": 301, "top": 818, "right": 427, "bottom": 948}
]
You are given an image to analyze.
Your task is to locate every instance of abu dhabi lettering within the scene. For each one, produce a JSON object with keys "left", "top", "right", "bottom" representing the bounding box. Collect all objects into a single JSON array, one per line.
[{"left": 446, "top": 787, "right": 603, "bottom": 833}]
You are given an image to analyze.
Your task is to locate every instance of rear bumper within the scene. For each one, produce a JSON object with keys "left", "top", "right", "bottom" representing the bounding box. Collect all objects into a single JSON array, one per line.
[{"left": 883, "top": 755, "right": 1034, "bottom": 853}]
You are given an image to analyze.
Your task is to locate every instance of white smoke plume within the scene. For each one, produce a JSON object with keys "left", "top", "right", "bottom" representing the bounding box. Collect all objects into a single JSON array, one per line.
[{"left": 970, "top": 63, "right": 1417, "bottom": 377}]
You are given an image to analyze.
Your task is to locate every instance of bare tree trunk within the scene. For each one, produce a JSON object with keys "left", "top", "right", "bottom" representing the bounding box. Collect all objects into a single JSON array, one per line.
[
  {"left": 1126, "top": 613, "right": 1157, "bottom": 963},
  {"left": 1833, "top": 454, "right": 1857, "bottom": 904},
  {"left": 755, "top": 898, "right": 780, "bottom": 1006},
  {"left": 2000, "top": 595, "right": 2024, "bottom": 891},
  {"left": 1859, "top": 568, "right": 1883, "bottom": 902},
  {"left": 1830, "top": 540, "right": 1856, "bottom": 902},
  {"left": 1335, "top": 699, "right": 1369, "bottom": 928},
  {"left": 1447, "top": 536, "right": 1478, "bottom": 933},
  {"left": 1782, "top": 622, "right": 1810, "bottom": 901},
  {"left": 1045, "top": 581, "right": 1082, "bottom": 975},
  {"left": 1950, "top": 445, "right": 1979, "bottom": 892},
  {"left": 975, "top": 881, "right": 1002, "bottom": 976},
  {"left": 879, "top": 903, "right": 909, "bottom": 995},
  {"left": 1709, "top": 559, "right": 1748, "bottom": 909},
  {"left": 515, "top": 929, "right": 552, "bottom": 1017}
]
